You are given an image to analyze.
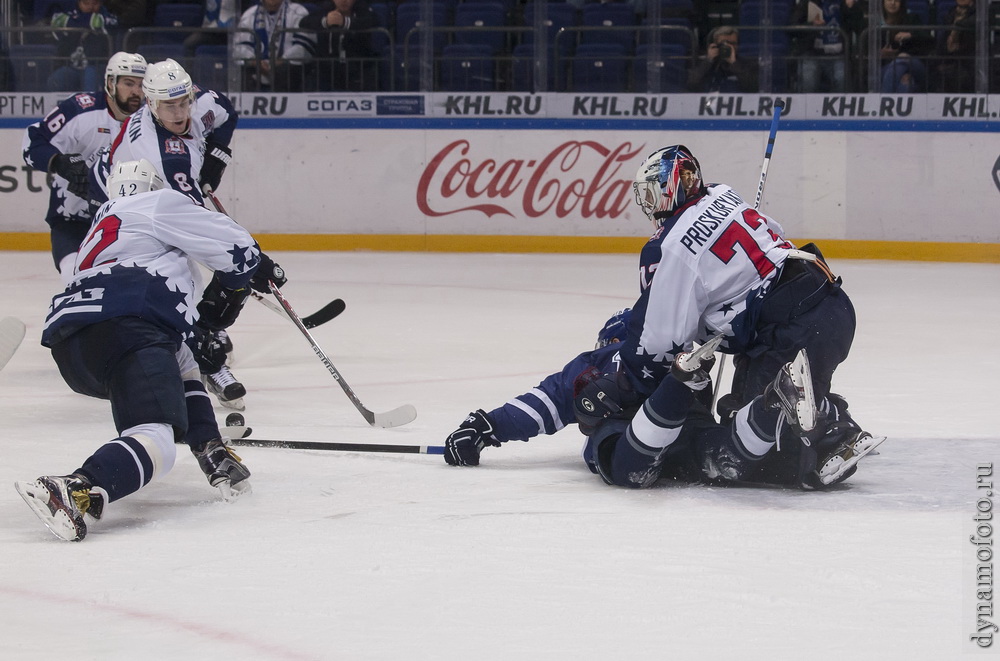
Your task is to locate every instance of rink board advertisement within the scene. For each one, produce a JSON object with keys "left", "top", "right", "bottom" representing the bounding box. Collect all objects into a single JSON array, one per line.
[{"left": 1, "top": 92, "right": 999, "bottom": 248}]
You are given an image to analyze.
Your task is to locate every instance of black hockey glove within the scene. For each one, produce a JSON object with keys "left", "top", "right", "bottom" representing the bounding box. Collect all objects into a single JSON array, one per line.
[
  {"left": 199, "top": 142, "right": 232, "bottom": 194},
  {"left": 249, "top": 252, "right": 287, "bottom": 293},
  {"left": 51, "top": 152, "right": 90, "bottom": 198},
  {"left": 443, "top": 409, "right": 501, "bottom": 466},
  {"left": 197, "top": 272, "right": 250, "bottom": 331},
  {"left": 573, "top": 368, "right": 634, "bottom": 436},
  {"left": 190, "top": 326, "right": 229, "bottom": 373}
]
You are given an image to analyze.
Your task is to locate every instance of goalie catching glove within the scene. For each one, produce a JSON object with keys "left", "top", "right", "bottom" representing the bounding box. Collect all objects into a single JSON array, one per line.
[
  {"left": 50, "top": 152, "right": 90, "bottom": 198},
  {"left": 249, "top": 252, "right": 287, "bottom": 293},
  {"left": 199, "top": 141, "right": 232, "bottom": 194},
  {"left": 444, "top": 409, "right": 501, "bottom": 466}
]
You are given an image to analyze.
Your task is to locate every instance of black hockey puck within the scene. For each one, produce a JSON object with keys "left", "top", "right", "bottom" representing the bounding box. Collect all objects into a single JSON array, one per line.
[{"left": 226, "top": 412, "right": 245, "bottom": 427}]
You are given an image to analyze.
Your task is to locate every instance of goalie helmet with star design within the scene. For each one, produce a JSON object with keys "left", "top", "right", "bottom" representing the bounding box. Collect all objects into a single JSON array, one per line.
[{"left": 633, "top": 145, "right": 705, "bottom": 227}]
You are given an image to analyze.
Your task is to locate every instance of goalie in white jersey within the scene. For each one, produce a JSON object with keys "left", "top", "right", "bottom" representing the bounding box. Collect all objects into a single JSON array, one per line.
[
  {"left": 572, "top": 145, "right": 884, "bottom": 489},
  {"left": 14, "top": 159, "right": 284, "bottom": 542}
]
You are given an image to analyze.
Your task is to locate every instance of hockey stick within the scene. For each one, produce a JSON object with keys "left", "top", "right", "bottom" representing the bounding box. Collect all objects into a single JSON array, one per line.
[
  {"left": 268, "top": 280, "right": 418, "bottom": 429},
  {"left": 0, "top": 317, "right": 26, "bottom": 371},
  {"left": 203, "top": 190, "right": 346, "bottom": 329},
  {"left": 713, "top": 99, "right": 785, "bottom": 412},
  {"left": 229, "top": 437, "right": 443, "bottom": 455}
]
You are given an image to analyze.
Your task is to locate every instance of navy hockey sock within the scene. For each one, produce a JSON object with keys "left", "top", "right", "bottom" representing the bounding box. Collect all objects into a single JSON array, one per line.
[
  {"left": 184, "top": 378, "right": 222, "bottom": 450},
  {"left": 77, "top": 436, "right": 154, "bottom": 502}
]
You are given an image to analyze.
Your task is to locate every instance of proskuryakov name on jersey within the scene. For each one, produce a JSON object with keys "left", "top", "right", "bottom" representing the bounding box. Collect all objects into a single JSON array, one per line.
[{"left": 678, "top": 188, "right": 745, "bottom": 255}]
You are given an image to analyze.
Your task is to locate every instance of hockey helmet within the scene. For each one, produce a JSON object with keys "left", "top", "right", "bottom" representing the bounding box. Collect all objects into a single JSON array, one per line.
[
  {"left": 105, "top": 52, "right": 147, "bottom": 95},
  {"left": 142, "top": 59, "right": 195, "bottom": 123},
  {"left": 107, "top": 158, "right": 164, "bottom": 198},
  {"left": 633, "top": 145, "right": 704, "bottom": 226},
  {"left": 596, "top": 308, "right": 631, "bottom": 349}
]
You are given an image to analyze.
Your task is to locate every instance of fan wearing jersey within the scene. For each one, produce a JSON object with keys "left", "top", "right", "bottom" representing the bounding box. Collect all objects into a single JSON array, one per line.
[
  {"left": 574, "top": 146, "right": 884, "bottom": 489},
  {"left": 22, "top": 52, "right": 146, "bottom": 284},
  {"left": 13, "top": 159, "right": 283, "bottom": 542}
]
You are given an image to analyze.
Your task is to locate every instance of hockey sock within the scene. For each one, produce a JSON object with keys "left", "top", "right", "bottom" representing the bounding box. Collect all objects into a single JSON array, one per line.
[
  {"left": 184, "top": 378, "right": 222, "bottom": 451},
  {"left": 77, "top": 436, "right": 156, "bottom": 503}
]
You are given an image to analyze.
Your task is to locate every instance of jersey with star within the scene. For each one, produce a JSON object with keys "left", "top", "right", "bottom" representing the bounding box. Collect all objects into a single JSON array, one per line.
[
  {"left": 22, "top": 91, "right": 123, "bottom": 224},
  {"left": 41, "top": 188, "right": 259, "bottom": 348},
  {"left": 100, "top": 86, "right": 237, "bottom": 206},
  {"left": 617, "top": 183, "right": 795, "bottom": 394}
]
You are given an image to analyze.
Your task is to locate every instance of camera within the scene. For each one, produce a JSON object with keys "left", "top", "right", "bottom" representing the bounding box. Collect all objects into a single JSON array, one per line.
[{"left": 718, "top": 43, "right": 733, "bottom": 59}]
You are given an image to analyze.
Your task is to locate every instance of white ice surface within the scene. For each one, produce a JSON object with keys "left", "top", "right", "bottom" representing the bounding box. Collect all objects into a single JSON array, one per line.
[{"left": 1, "top": 251, "right": 998, "bottom": 660}]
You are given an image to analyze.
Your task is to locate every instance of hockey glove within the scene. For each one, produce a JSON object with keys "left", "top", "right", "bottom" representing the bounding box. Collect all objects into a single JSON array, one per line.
[
  {"left": 197, "top": 272, "right": 250, "bottom": 331},
  {"left": 443, "top": 409, "right": 501, "bottom": 466},
  {"left": 249, "top": 252, "right": 287, "bottom": 293},
  {"left": 190, "top": 326, "right": 229, "bottom": 373},
  {"left": 199, "top": 142, "right": 232, "bottom": 194},
  {"left": 51, "top": 152, "right": 90, "bottom": 198}
]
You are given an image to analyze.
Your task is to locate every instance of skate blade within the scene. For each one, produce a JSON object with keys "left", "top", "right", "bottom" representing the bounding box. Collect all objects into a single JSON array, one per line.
[
  {"left": 789, "top": 349, "right": 816, "bottom": 432},
  {"left": 218, "top": 397, "right": 246, "bottom": 412},
  {"left": 218, "top": 479, "right": 252, "bottom": 503},
  {"left": 818, "top": 434, "right": 887, "bottom": 485},
  {"left": 14, "top": 480, "right": 86, "bottom": 542}
]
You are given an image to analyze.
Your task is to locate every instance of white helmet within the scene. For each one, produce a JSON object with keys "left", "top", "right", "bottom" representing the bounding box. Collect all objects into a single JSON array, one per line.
[
  {"left": 142, "top": 59, "right": 195, "bottom": 120},
  {"left": 105, "top": 52, "right": 147, "bottom": 93},
  {"left": 633, "top": 145, "right": 703, "bottom": 227},
  {"left": 107, "top": 158, "right": 164, "bottom": 199}
]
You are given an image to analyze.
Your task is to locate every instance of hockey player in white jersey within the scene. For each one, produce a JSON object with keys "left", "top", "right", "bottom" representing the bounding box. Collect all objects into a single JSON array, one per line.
[
  {"left": 99, "top": 58, "right": 272, "bottom": 410},
  {"left": 13, "top": 159, "right": 285, "bottom": 542},
  {"left": 572, "top": 145, "right": 884, "bottom": 489},
  {"left": 22, "top": 51, "right": 147, "bottom": 284}
]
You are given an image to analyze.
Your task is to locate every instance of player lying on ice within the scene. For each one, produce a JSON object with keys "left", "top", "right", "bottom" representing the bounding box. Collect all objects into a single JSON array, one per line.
[
  {"left": 15, "top": 158, "right": 285, "bottom": 542},
  {"left": 443, "top": 145, "right": 884, "bottom": 490}
]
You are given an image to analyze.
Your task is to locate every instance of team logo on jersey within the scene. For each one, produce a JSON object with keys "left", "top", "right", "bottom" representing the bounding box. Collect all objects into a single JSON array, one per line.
[
  {"left": 75, "top": 94, "right": 96, "bottom": 109},
  {"left": 97, "top": 127, "right": 110, "bottom": 134},
  {"left": 201, "top": 110, "right": 216, "bottom": 132},
  {"left": 164, "top": 137, "right": 186, "bottom": 155}
]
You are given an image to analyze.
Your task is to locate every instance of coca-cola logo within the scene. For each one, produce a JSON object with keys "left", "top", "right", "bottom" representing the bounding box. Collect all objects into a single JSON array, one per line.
[{"left": 417, "top": 140, "right": 645, "bottom": 219}]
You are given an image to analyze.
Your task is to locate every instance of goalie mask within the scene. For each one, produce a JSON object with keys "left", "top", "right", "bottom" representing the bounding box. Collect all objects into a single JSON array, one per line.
[
  {"left": 142, "top": 59, "right": 195, "bottom": 132},
  {"left": 633, "top": 145, "right": 704, "bottom": 227},
  {"left": 107, "top": 158, "right": 164, "bottom": 198}
]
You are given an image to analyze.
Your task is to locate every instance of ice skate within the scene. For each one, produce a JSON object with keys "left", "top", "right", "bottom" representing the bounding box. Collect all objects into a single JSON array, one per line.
[
  {"left": 814, "top": 431, "right": 887, "bottom": 486},
  {"left": 202, "top": 365, "right": 246, "bottom": 411},
  {"left": 192, "top": 439, "right": 252, "bottom": 502},
  {"left": 14, "top": 474, "right": 104, "bottom": 542},
  {"left": 763, "top": 348, "right": 817, "bottom": 435}
]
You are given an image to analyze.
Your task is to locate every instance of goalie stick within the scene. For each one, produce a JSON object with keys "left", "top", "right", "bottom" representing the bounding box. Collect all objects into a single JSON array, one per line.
[
  {"left": 269, "top": 280, "right": 418, "bottom": 429},
  {"left": 0, "top": 317, "right": 26, "bottom": 371},
  {"left": 203, "top": 190, "right": 346, "bottom": 329},
  {"left": 229, "top": 437, "right": 444, "bottom": 455},
  {"left": 713, "top": 99, "right": 785, "bottom": 411}
]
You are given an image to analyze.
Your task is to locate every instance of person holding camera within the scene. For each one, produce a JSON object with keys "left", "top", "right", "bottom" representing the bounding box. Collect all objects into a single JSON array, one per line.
[{"left": 687, "top": 25, "right": 759, "bottom": 93}]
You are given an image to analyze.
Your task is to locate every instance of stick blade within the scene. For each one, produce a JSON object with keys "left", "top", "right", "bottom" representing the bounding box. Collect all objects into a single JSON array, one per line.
[
  {"left": 0, "top": 317, "right": 26, "bottom": 371},
  {"left": 303, "top": 299, "right": 347, "bottom": 329},
  {"left": 371, "top": 404, "right": 418, "bottom": 429}
]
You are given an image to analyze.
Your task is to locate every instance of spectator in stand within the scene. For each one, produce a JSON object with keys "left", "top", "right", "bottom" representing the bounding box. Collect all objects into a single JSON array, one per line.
[
  {"left": 48, "top": 0, "right": 119, "bottom": 92},
  {"left": 299, "top": 0, "right": 378, "bottom": 91},
  {"left": 233, "top": 0, "right": 316, "bottom": 92},
  {"left": 185, "top": 0, "right": 242, "bottom": 57},
  {"left": 793, "top": 0, "right": 864, "bottom": 92},
  {"left": 932, "top": 0, "right": 976, "bottom": 93},
  {"left": 878, "top": 0, "right": 933, "bottom": 92},
  {"left": 687, "top": 25, "right": 758, "bottom": 93}
]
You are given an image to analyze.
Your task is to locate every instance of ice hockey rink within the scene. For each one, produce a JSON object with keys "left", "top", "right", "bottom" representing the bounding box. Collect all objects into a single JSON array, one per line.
[{"left": 0, "top": 249, "right": 997, "bottom": 660}]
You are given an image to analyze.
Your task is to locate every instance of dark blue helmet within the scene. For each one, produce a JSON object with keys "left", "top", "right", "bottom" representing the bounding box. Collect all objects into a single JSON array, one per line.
[{"left": 596, "top": 308, "right": 631, "bottom": 349}]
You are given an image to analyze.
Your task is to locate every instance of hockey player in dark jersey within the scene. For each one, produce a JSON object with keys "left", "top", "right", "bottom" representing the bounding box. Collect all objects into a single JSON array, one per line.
[
  {"left": 22, "top": 51, "right": 147, "bottom": 284},
  {"left": 100, "top": 58, "right": 258, "bottom": 410},
  {"left": 14, "top": 159, "right": 283, "bottom": 542}
]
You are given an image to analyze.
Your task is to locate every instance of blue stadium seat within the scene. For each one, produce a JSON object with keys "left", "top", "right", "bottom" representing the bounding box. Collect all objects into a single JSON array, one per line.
[
  {"left": 152, "top": 4, "right": 204, "bottom": 44},
  {"left": 439, "top": 43, "right": 495, "bottom": 91},
  {"left": 383, "top": 44, "right": 428, "bottom": 91},
  {"left": 570, "top": 42, "right": 628, "bottom": 92},
  {"left": 510, "top": 42, "right": 556, "bottom": 91},
  {"left": 33, "top": 0, "right": 72, "bottom": 22},
  {"left": 637, "top": 16, "right": 696, "bottom": 53},
  {"left": 453, "top": 2, "right": 508, "bottom": 54},
  {"left": 9, "top": 44, "right": 57, "bottom": 92},
  {"left": 580, "top": 3, "right": 637, "bottom": 53},
  {"left": 370, "top": 3, "right": 392, "bottom": 54},
  {"left": 631, "top": 43, "right": 687, "bottom": 93},
  {"left": 137, "top": 43, "right": 186, "bottom": 66},
  {"left": 192, "top": 45, "right": 228, "bottom": 90},
  {"left": 395, "top": 2, "right": 450, "bottom": 52},
  {"left": 521, "top": 2, "right": 578, "bottom": 56}
]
